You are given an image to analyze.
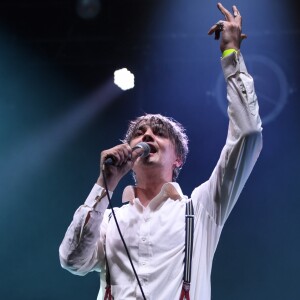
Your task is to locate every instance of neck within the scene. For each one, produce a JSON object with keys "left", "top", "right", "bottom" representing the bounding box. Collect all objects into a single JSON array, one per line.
[{"left": 135, "top": 171, "right": 172, "bottom": 207}]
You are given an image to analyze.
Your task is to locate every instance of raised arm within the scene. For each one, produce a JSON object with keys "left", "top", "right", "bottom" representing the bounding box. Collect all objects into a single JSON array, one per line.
[{"left": 192, "top": 3, "right": 263, "bottom": 226}]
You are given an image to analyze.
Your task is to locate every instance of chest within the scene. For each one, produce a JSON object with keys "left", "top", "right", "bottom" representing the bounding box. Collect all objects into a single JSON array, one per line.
[{"left": 106, "top": 200, "right": 186, "bottom": 255}]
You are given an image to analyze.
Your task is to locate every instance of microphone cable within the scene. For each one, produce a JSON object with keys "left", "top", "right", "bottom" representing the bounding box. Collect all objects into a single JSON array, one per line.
[{"left": 102, "top": 164, "right": 147, "bottom": 300}]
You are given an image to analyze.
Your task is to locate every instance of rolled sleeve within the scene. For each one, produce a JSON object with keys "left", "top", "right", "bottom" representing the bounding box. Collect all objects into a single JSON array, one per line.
[
  {"left": 59, "top": 184, "right": 112, "bottom": 276},
  {"left": 84, "top": 184, "right": 112, "bottom": 212}
]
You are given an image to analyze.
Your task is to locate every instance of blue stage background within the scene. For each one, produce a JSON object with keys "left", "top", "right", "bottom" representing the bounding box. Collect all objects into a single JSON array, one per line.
[{"left": 0, "top": 0, "right": 299, "bottom": 299}]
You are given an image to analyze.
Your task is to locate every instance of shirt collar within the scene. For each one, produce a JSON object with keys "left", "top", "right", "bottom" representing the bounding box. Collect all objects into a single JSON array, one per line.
[{"left": 122, "top": 182, "right": 185, "bottom": 209}]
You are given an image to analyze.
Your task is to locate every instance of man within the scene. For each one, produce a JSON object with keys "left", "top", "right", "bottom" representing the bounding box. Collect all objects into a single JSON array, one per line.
[{"left": 59, "top": 3, "right": 263, "bottom": 300}]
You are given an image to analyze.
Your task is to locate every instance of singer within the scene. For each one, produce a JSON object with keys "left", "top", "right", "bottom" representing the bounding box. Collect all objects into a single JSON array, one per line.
[{"left": 59, "top": 3, "right": 263, "bottom": 300}]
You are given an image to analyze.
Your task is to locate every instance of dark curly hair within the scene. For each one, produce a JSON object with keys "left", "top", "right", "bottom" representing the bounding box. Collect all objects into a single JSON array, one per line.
[{"left": 123, "top": 114, "right": 189, "bottom": 181}]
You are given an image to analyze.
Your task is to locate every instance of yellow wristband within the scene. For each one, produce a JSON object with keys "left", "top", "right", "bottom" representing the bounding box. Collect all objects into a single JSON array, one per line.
[{"left": 222, "top": 49, "right": 238, "bottom": 58}]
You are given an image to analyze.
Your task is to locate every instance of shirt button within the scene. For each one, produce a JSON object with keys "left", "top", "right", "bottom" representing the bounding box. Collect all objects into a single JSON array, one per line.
[{"left": 141, "top": 237, "right": 146, "bottom": 242}]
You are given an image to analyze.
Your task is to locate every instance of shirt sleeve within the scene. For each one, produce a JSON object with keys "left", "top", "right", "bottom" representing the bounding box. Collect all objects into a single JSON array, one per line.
[
  {"left": 191, "top": 51, "right": 263, "bottom": 226},
  {"left": 59, "top": 184, "right": 112, "bottom": 276}
]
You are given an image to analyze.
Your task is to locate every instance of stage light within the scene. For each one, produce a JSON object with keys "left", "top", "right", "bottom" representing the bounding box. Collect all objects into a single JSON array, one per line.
[
  {"left": 76, "top": 0, "right": 101, "bottom": 19},
  {"left": 114, "top": 68, "right": 135, "bottom": 90}
]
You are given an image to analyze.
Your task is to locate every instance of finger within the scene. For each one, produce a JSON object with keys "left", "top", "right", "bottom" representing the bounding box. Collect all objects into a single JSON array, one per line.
[
  {"left": 208, "top": 20, "right": 224, "bottom": 35},
  {"left": 118, "top": 149, "right": 127, "bottom": 166},
  {"left": 208, "top": 24, "right": 220, "bottom": 40},
  {"left": 102, "top": 146, "right": 126, "bottom": 167},
  {"left": 118, "top": 145, "right": 132, "bottom": 165},
  {"left": 232, "top": 5, "right": 240, "bottom": 18},
  {"left": 241, "top": 33, "right": 247, "bottom": 40},
  {"left": 217, "top": 2, "right": 233, "bottom": 21},
  {"left": 232, "top": 5, "right": 242, "bottom": 27},
  {"left": 208, "top": 24, "right": 218, "bottom": 35},
  {"left": 109, "top": 151, "right": 121, "bottom": 166}
]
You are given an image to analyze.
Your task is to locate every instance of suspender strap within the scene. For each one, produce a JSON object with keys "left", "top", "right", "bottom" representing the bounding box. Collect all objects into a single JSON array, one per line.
[
  {"left": 180, "top": 200, "right": 194, "bottom": 300},
  {"left": 104, "top": 253, "right": 113, "bottom": 300},
  {"left": 104, "top": 285, "right": 113, "bottom": 300},
  {"left": 104, "top": 213, "right": 114, "bottom": 300}
]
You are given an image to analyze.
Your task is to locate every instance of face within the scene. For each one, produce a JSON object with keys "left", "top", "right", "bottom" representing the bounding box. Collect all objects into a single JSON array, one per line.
[{"left": 129, "top": 121, "right": 182, "bottom": 180}]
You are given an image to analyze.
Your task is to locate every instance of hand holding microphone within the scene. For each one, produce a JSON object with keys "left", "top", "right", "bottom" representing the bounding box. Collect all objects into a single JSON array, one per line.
[
  {"left": 97, "top": 142, "right": 150, "bottom": 191},
  {"left": 104, "top": 142, "right": 150, "bottom": 166}
]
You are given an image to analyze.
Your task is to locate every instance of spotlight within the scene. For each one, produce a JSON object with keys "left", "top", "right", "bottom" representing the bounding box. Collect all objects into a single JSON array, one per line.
[
  {"left": 76, "top": 0, "right": 101, "bottom": 20},
  {"left": 114, "top": 68, "right": 135, "bottom": 91}
]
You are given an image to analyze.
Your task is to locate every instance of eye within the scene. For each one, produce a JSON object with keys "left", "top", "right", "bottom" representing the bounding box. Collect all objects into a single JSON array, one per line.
[
  {"left": 157, "top": 130, "right": 165, "bottom": 137},
  {"left": 153, "top": 126, "right": 167, "bottom": 137},
  {"left": 133, "top": 129, "right": 143, "bottom": 137}
]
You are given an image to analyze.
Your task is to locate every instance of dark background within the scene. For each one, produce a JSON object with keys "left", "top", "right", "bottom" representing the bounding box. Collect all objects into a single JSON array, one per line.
[{"left": 0, "top": 0, "right": 299, "bottom": 299}]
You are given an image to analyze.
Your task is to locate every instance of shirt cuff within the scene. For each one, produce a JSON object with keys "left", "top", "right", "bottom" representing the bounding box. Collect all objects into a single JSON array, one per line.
[
  {"left": 84, "top": 184, "right": 112, "bottom": 212},
  {"left": 221, "top": 51, "right": 248, "bottom": 80}
]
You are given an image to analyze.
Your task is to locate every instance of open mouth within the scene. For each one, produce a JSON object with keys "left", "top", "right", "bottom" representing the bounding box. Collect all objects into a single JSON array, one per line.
[{"left": 148, "top": 144, "right": 158, "bottom": 154}]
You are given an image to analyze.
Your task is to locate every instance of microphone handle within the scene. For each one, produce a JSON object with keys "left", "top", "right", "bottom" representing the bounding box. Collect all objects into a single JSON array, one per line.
[{"left": 104, "top": 157, "right": 115, "bottom": 165}]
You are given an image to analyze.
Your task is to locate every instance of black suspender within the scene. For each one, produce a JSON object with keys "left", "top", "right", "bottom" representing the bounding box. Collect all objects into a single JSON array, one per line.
[
  {"left": 184, "top": 200, "right": 194, "bottom": 283},
  {"left": 180, "top": 200, "right": 194, "bottom": 300}
]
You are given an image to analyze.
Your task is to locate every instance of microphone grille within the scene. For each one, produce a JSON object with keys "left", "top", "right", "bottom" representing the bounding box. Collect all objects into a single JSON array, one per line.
[{"left": 135, "top": 142, "right": 150, "bottom": 158}]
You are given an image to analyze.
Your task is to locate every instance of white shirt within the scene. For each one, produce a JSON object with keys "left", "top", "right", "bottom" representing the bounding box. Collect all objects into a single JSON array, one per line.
[{"left": 59, "top": 52, "right": 263, "bottom": 300}]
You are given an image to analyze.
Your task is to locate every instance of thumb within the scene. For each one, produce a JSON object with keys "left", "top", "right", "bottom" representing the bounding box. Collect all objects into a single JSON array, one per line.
[{"left": 241, "top": 33, "right": 247, "bottom": 41}]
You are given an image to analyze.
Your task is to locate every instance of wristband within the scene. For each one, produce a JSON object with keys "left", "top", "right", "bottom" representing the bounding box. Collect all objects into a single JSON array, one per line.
[{"left": 222, "top": 49, "right": 238, "bottom": 58}]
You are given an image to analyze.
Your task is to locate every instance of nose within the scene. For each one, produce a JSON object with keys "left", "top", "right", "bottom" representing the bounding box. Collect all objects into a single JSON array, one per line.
[{"left": 142, "top": 128, "right": 155, "bottom": 142}]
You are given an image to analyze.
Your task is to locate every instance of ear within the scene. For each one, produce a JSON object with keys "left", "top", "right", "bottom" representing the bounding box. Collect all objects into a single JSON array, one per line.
[{"left": 173, "top": 157, "right": 183, "bottom": 168}]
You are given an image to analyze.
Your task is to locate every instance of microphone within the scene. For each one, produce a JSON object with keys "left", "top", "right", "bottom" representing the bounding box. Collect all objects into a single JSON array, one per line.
[{"left": 104, "top": 142, "right": 150, "bottom": 165}]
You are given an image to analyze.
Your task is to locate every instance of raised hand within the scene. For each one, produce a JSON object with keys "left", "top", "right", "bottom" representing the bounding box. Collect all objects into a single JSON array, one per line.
[{"left": 208, "top": 3, "right": 247, "bottom": 53}]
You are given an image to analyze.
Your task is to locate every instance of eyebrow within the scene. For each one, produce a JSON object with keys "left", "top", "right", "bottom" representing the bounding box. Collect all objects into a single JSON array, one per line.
[
  {"left": 136, "top": 122, "right": 169, "bottom": 135},
  {"left": 134, "top": 123, "right": 148, "bottom": 132}
]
